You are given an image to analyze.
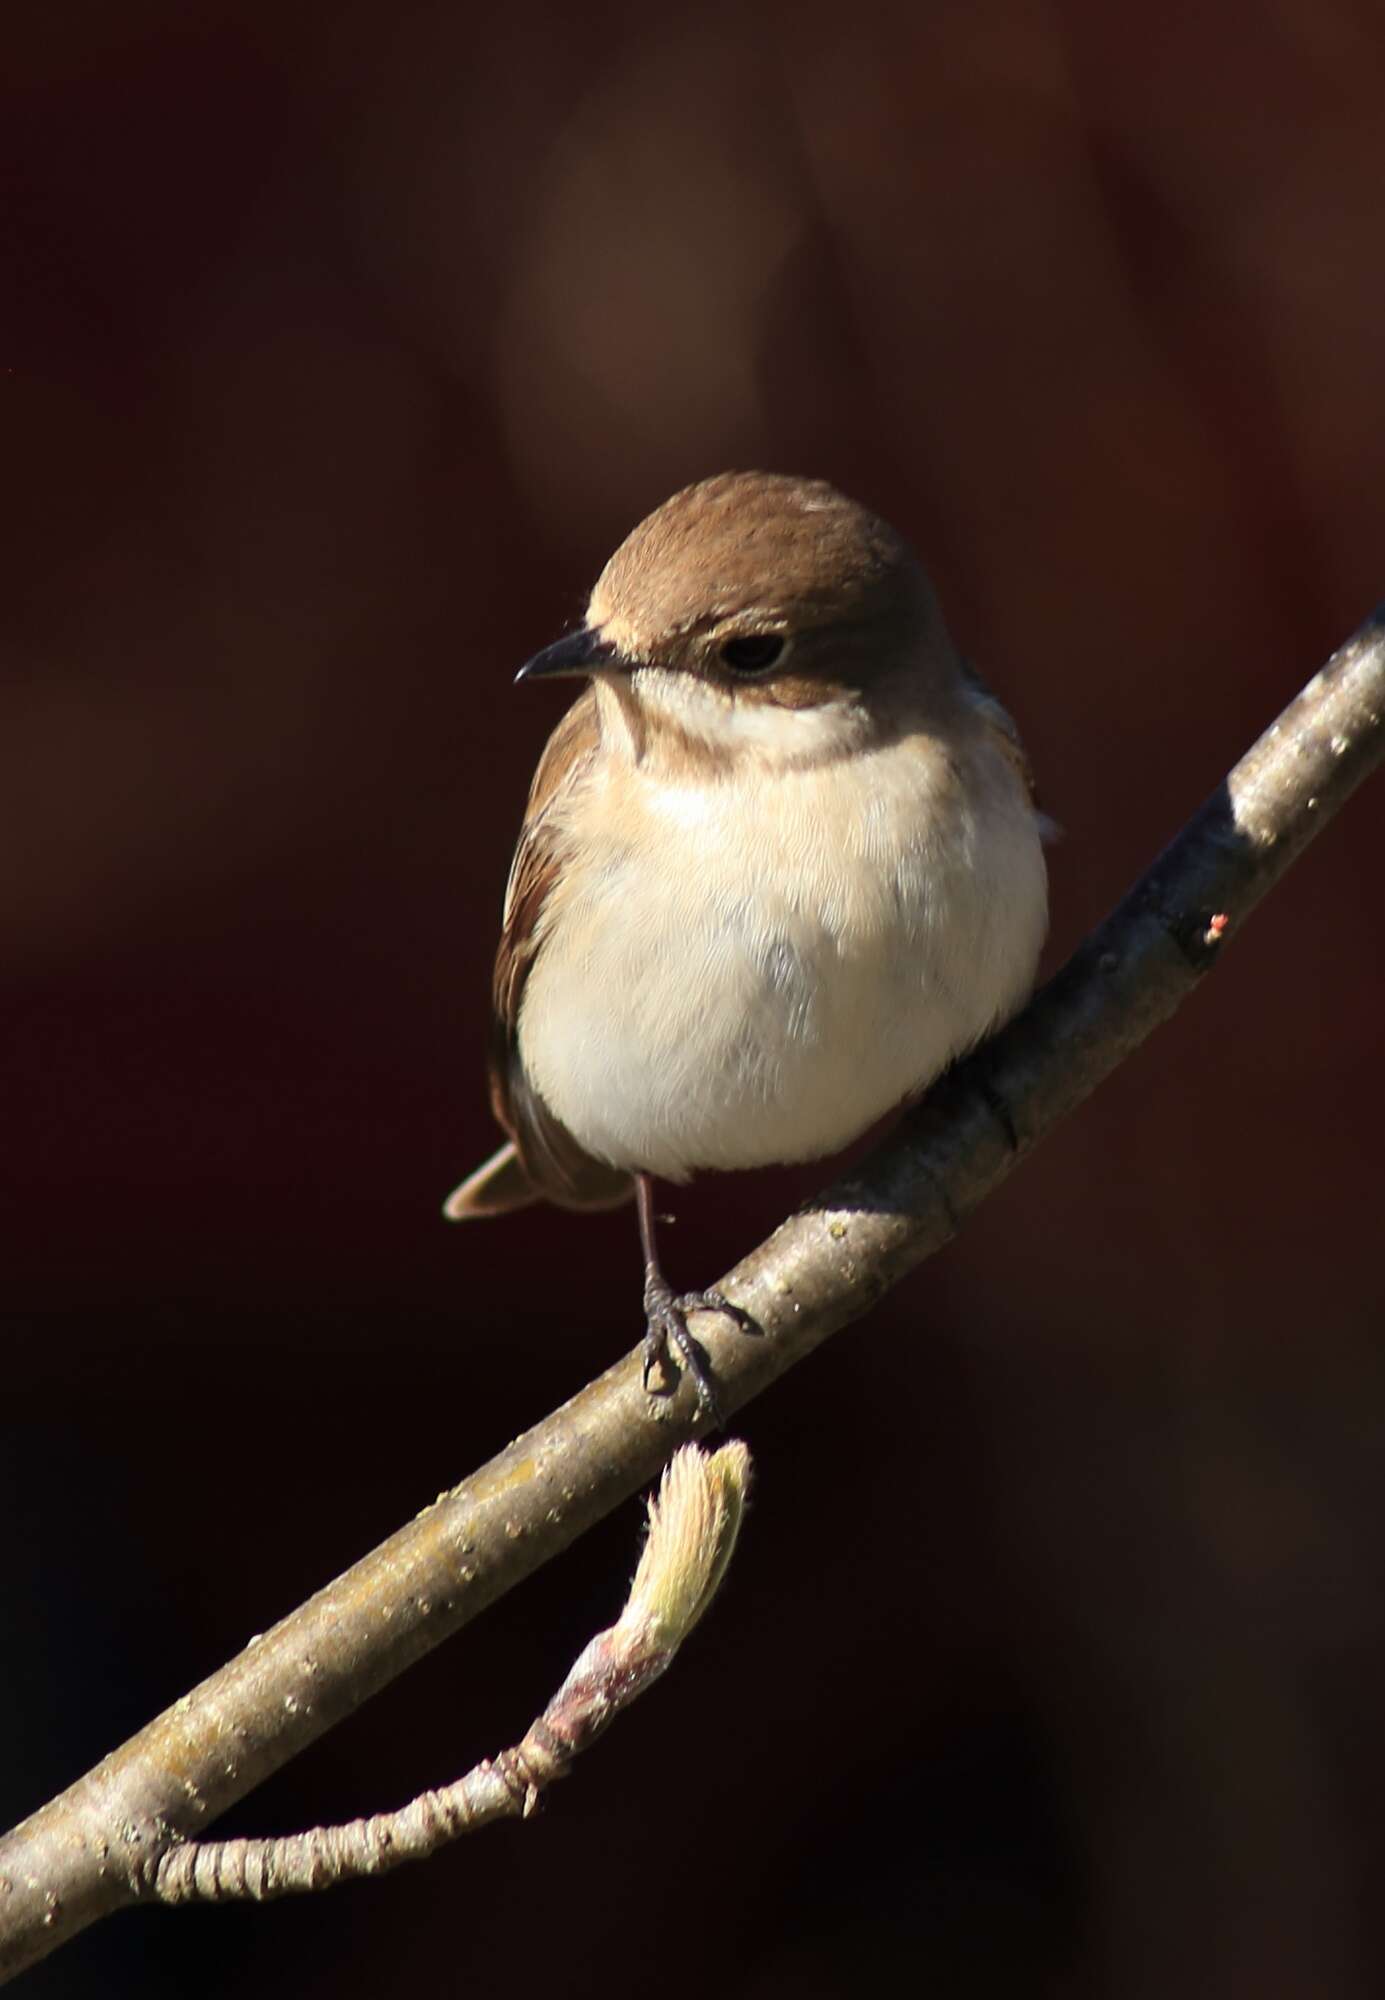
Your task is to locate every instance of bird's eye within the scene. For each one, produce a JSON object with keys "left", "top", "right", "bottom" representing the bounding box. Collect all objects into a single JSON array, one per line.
[{"left": 718, "top": 633, "right": 785, "bottom": 674}]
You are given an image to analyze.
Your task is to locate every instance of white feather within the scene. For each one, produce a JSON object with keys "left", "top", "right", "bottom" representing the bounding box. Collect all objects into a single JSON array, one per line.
[{"left": 516, "top": 676, "right": 1047, "bottom": 1181}]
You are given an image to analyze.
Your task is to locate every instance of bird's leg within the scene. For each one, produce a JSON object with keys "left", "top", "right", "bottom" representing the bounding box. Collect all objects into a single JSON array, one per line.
[{"left": 635, "top": 1173, "right": 750, "bottom": 1424}]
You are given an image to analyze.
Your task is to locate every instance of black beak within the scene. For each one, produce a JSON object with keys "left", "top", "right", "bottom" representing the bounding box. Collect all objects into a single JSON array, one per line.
[{"left": 515, "top": 626, "right": 618, "bottom": 684}]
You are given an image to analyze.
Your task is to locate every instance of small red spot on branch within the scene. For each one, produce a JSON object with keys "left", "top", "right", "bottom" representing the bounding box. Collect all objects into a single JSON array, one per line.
[{"left": 1205, "top": 912, "right": 1230, "bottom": 944}]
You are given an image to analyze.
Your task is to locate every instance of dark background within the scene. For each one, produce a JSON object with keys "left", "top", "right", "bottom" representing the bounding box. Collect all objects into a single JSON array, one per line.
[{"left": 5, "top": 3, "right": 1385, "bottom": 1995}]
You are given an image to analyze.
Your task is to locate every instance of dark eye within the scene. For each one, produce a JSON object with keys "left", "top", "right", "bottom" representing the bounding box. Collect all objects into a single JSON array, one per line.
[{"left": 719, "top": 633, "right": 785, "bottom": 674}]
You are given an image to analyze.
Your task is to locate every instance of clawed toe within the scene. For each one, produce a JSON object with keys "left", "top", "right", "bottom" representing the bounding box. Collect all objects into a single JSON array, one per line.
[
  {"left": 641, "top": 1283, "right": 761, "bottom": 1427},
  {"left": 677, "top": 1288, "right": 761, "bottom": 1338},
  {"left": 634, "top": 1178, "right": 764, "bottom": 1427}
]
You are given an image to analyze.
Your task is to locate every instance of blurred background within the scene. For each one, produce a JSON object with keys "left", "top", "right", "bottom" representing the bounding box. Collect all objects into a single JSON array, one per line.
[{"left": 4, "top": 1, "right": 1385, "bottom": 1994}]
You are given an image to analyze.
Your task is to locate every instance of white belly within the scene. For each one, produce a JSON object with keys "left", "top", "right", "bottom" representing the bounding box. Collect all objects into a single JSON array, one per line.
[{"left": 517, "top": 731, "right": 1047, "bottom": 1181}]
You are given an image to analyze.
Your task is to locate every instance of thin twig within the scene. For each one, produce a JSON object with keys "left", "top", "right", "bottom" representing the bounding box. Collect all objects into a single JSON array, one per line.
[
  {"left": 1, "top": 606, "right": 1382, "bottom": 1981},
  {"left": 150, "top": 1443, "right": 750, "bottom": 1904}
]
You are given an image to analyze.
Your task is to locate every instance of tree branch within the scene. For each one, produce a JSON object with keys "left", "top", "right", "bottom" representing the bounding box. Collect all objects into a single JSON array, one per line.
[
  {"left": 149, "top": 1442, "right": 750, "bottom": 1904},
  {"left": 2, "top": 605, "right": 1382, "bottom": 1982}
]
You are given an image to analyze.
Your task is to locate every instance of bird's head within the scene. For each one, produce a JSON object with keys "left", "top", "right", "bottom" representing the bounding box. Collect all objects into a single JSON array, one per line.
[{"left": 516, "top": 472, "right": 960, "bottom": 767}]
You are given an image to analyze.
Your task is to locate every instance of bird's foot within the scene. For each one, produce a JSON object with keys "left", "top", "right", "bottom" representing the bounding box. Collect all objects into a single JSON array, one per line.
[{"left": 641, "top": 1280, "right": 757, "bottom": 1427}]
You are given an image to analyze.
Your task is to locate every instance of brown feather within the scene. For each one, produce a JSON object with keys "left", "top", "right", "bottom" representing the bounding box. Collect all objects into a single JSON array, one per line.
[
  {"left": 443, "top": 1140, "right": 539, "bottom": 1219},
  {"left": 487, "top": 686, "right": 633, "bottom": 1211},
  {"left": 959, "top": 659, "right": 1046, "bottom": 812}
]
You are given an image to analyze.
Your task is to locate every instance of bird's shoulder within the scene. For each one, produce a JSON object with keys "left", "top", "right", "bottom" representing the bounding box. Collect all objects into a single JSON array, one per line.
[
  {"left": 958, "top": 659, "right": 1042, "bottom": 811},
  {"left": 498, "top": 684, "right": 601, "bottom": 968}
]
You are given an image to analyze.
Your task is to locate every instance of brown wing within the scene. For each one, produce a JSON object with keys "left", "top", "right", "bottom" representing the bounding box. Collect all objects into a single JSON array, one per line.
[
  {"left": 486, "top": 687, "right": 633, "bottom": 1212},
  {"left": 960, "top": 659, "right": 1055, "bottom": 832}
]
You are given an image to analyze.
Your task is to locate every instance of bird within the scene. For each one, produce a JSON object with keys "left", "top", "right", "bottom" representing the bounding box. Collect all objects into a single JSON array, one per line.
[{"left": 444, "top": 471, "right": 1049, "bottom": 1417}]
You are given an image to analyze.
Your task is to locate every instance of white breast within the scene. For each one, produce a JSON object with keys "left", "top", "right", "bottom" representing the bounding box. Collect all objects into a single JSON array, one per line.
[{"left": 516, "top": 702, "right": 1047, "bottom": 1181}]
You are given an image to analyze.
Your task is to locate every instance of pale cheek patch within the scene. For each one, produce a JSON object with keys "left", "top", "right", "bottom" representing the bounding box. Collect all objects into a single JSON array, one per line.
[{"left": 633, "top": 669, "right": 857, "bottom": 765}]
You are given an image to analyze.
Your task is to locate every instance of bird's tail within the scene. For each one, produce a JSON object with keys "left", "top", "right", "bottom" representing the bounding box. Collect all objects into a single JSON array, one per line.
[{"left": 443, "top": 1141, "right": 540, "bottom": 1219}]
